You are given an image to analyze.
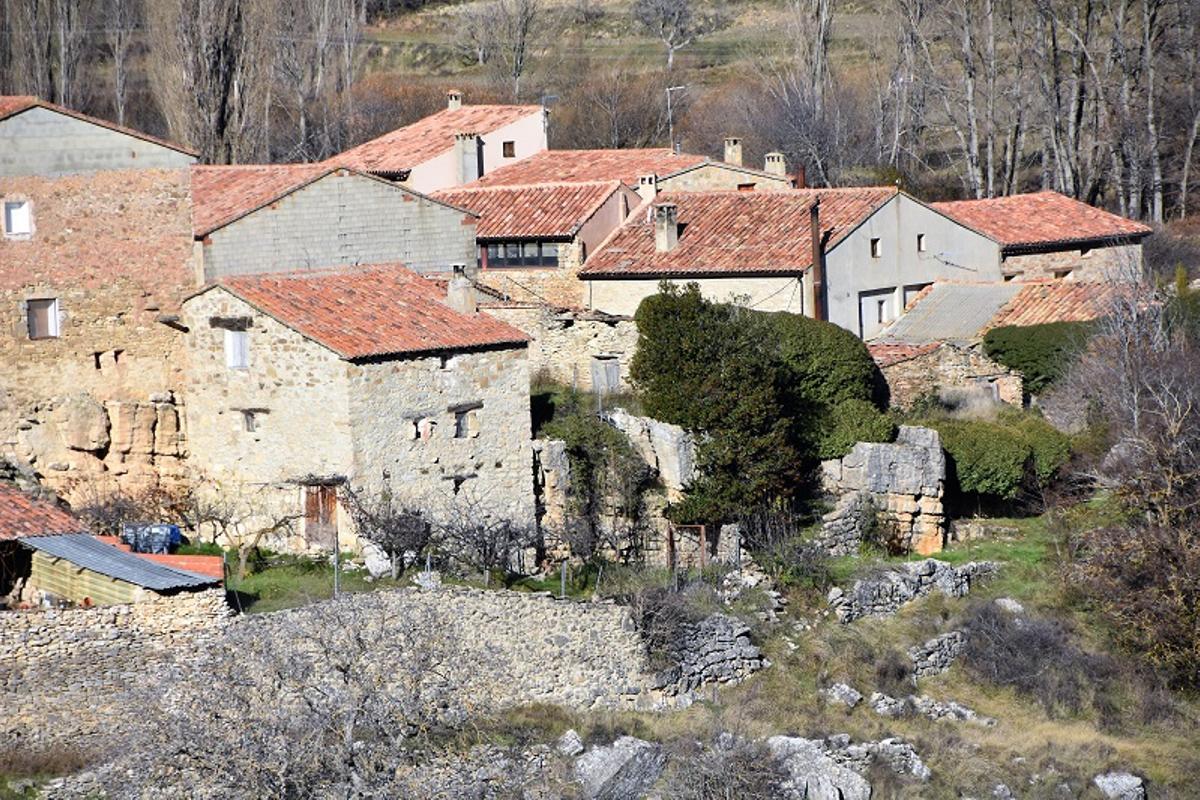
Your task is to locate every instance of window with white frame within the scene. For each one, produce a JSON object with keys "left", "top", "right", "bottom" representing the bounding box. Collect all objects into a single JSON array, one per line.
[
  {"left": 224, "top": 329, "right": 249, "bottom": 369},
  {"left": 26, "top": 298, "right": 59, "bottom": 339},
  {"left": 4, "top": 200, "right": 32, "bottom": 238}
]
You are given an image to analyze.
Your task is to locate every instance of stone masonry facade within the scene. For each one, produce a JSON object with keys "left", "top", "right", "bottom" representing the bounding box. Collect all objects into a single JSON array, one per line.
[
  {"left": 0, "top": 169, "right": 196, "bottom": 499},
  {"left": 880, "top": 343, "right": 1023, "bottom": 410},
  {"left": 200, "top": 171, "right": 477, "bottom": 281},
  {"left": 1005, "top": 242, "right": 1142, "bottom": 282}
]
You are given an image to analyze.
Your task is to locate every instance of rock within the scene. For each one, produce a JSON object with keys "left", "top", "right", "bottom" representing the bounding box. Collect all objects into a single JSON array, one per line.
[
  {"left": 909, "top": 630, "right": 966, "bottom": 677},
  {"left": 413, "top": 570, "right": 442, "bottom": 590},
  {"left": 360, "top": 541, "right": 392, "bottom": 579},
  {"left": 656, "top": 613, "right": 764, "bottom": 696},
  {"left": 821, "top": 682, "right": 864, "bottom": 709},
  {"left": 603, "top": 409, "right": 696, "bottom": 493},
  {"left": 870, "top": 691, "right": 995, "bottom": 725},
  {"left": 829, "top": 561, "right": 997, "bottom": 622},
  {"left": 574, "top": 736, "right": 665, "bottom": 800},
  {"left": 1093, "top": 771, "right": 1146, "bottom": 799},
  {"left": 993, "top": 783, "right": 1015, "bottom": 799},
  {"left": 56, "top": 394, "right": 110, "bottom": 453},
  {"left": 767, "top": 736, "right": 871, "bottom": 800},
  {"left": 994, "top": 597, "right": 1024, "bottom": 614},
  {"left": 557, "top": 729, "right": 585, "bottom": 757}
]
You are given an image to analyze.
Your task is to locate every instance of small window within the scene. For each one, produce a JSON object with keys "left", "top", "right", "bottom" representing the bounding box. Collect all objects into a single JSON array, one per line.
[
  {"left": 1003, "top": 272, "right": 1022, "bottom": 282},
  {"left": 26, "top": 298, "right": 59, "bottom": 339},
  {"left": 523, "top": 242, "right": 539, "bottom": 263},
  {"left": 505, "top": 243, "right": 520, "bottom": 263},
  {"left": 737, "top": 182, "right": 756, "bottom": 191},
  {"left": 242, "top": 410, "right": 259, "bottom": 432},
  {"left": 4, "top": 200, "right": 31, "bottom": 238},
  {"left": 876, "top": 299, "right": 887, "bottom": 324},
  {"left": 418, "top": 418, "right": 436, "bottom": 440},
  {"left": 1053, "top": 268, "right": 1073, "bottom": 281},
  {"left": 870, "top": 238, "right": 882, "bottom": 258},
  {"left": 541, "top": 242, "right": 559, "bottom": 266},
  {"left": 224, "top": 329, "right": 248, "bottom": 369},
  {"left": 454, "top": 409, "right": 480, "bottom": 439},
  {"left": 916, "top": 233, "right": 927, "bottom": 252},
  {"left": 486, "top": 243, "right": 501, "bottom": 267},
  {"left": 502, "top": 141, "right": 516, "bottom": 158}
]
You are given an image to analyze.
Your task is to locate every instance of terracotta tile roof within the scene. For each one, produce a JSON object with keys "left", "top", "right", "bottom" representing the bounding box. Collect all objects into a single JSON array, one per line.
[
  {"left": 931, "top": 190, "right": 1152, "bottom": 251},
  {"left": 0, "top": 94, "right": 197, "bottom": 156},
  {"left": 868, "top": 341, "right": 942, "bottom": 367},
  {"left": 213, "top": 264, "right": 529, "bottom": 359},
  {"left": 471, "top": 148, "right": 710, "bottom": 186},
  {"left": 0, "top": 484, "right": 89, "bottom": 541},
  {"left": 580, "top": 187, "right": 898, "bottom": 278},
  {"left": 190, "top": 164, "right": 334, "bottom": 236},
  {"left": 330, "top": 104, "right": 542, "bottom": 175},
  {"left": 989, "top": 281, "right": 1114, "bottom": 329},
  {"left": 432, "top": 181, "right": 621, "bottom": 239}
]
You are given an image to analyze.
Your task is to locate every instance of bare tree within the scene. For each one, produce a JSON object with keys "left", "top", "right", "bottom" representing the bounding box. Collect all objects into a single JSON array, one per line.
[
  {"left": 432, "top": 491, "right": 539, "bottom": 585},
  {"left": 454, "top": 3, "right": 494, "bottom": 67},
  {"left": 180, "top": 483, "right": 302, "bottom": 579},
  {"left": 104, "top": 0, "right": 139, "bottom": 126},
  {"left": 483, "top": 0, "right": 548, "bottom": 101},
  {"left": 633, "top": 0, "right": 700, "bottom": 69},
  {"left": 340, "top": 485, "right": 431, "bottom": 579}
]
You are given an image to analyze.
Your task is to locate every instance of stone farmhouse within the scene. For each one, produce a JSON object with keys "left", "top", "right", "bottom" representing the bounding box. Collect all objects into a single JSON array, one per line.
[
  {"left": 870, "top": 281, "right": 1115, "bottom": 407},
  {"left": 578, "top": 188, "right": 1007, "bottom": 338},
  {"left": 932, "top": 190, "right": 1152, "bottom": 281},
  {"left": 191, "top": 164, "right": 478, "bottom": 282},
  {"left": 181, "top": 265, "right": 536, "bottom": 551},
  {"left": 329, "top": 91, "right": 547, "bottom": 193},
  {"left": 467, "top": 140, "right": 796, "bottom": 193},
  {"left": 0, "top": 95, "right": 197, "bottom": 177}
]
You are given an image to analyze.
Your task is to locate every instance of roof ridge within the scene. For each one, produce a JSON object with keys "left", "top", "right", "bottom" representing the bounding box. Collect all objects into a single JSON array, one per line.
[{"left": 440, "top": 179, "right": 621, "bottom": 193}]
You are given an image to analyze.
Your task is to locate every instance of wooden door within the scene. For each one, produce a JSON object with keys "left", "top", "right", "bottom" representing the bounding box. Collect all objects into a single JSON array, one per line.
[{"left": 304, "top": 485, "right": 337, "bottom": 549}]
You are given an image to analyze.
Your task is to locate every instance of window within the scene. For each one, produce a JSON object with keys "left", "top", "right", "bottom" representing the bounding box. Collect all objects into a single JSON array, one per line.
[
  {"left": 870, "top": 238, "right": 883, "bottom": 258},
  {"left": 502, "top": 141, "right": 516, "bottom": 158},
  {"left": 26, "top": 298, "right": 59, "bottom": 339},
  {"left": 1053, "top": 268, "right": 1073, "bottom": 280},
  {"left": 454, "top": 409, "right": 480, "bottom": 439},
  {"left": 737, "top": 182, "right": 756, "bottom": 191},
  {"left": 4, "top": 200, "right": 31, "bottom": 238},
  {"left": 903, "top": 283, "right": 931, "bottom": 309},
  {"left": 876, "top": 299, "right": 887, "bottom": 324},
  {"left": 540, "top": 242, "right": 559, "bottom": 266},
  {"left": 418, "top": 417, "right": 437, "bottom": 440},
  {"left": 916, "top": 233, "right": 927, "bottom": 252},
  {"left": 224, "top": 329, "right": 248, "bottom": 369},
  {"left": 485, "top": 240, "right": 562, "bottom": 268},
  {"left": 242, "top": 410, "right": 259, "bottom": 432}
]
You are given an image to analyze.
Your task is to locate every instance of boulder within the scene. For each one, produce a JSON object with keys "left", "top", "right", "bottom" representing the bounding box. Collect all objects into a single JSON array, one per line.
[
  {"left": 767, "top": 736, "right": 871, "bottom": 800},
  {"left": 574, "top": 736, "right": 666, "bottom": 800},
  {"left": 994, "top": 597, "right": 1024, "bottom": 614},
  {"left": 360, "top": 542, "right": 392, "bottom": 579},
  {"left": 828, "top": 561, "right": 997, "bottom": 622},
  {"left": 821, "top": 683, "right": 864, "bottom": 709},
  {"left": 1093, "top": 772, "right": 1146, "bottom": 799},
  {"left": 56, "top": 395, "right": 110, "bottom": 453},
  {"left": 556, "top": 729, "right": 585, "bottom": 758},
  {"left": 603, "top": 409, "right": 696, "bottom": 492}
]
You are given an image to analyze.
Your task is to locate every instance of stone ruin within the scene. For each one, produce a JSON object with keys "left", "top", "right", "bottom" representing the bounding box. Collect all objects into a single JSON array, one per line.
[{"left": 818, "top": 425, "right": 947, "bottom": 556}]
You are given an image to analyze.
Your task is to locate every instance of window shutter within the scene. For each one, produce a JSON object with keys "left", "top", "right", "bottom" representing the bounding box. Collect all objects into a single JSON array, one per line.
[
  {"left": 26, "top": 298, "right": 58, "bottom": 339},
  {"left": 5, "top": 201, "right": 31, "bottom": 236},
  {"left": 225, "top": 329, "right": 249, "bottom": 368}
]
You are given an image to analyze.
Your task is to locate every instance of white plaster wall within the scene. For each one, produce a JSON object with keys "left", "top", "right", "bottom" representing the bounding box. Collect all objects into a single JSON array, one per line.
[
  {"left": 585, "top": 275, "right": 806, "bottom": 317},
  {"left": 401, "top": 110, "right": 547, "bottom": 193}
]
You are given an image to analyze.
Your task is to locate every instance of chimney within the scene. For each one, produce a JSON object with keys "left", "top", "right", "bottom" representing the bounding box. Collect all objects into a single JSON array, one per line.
[
  {"left": 654, "top": 204, "right": 679, "bottom": 253},
  {"left": 723, "top": 136, "right": 743, "bottom": 166},
  {"left": 808, "top": 199, "right": 824, "bottom": 321},
  {"left": 794, "top": 164, "right": 807, "bottom": 189},
  {"left": 447, "top": 264, "right": 477, "bottom": 315},
  {"left": 764, "top": 152, "right": 787, "bottom": 176},
  {"left": 636, "top": 174, "right": 659, "bottom": 202},
  {"left": 454, "top": 132, "right": 481, "bottom": 184},
  {"left": 672, "top": 141, "right": 682, "bottom": 156},
  {"left": 447, "top": 89, "right": 463, "bottom": 110}
]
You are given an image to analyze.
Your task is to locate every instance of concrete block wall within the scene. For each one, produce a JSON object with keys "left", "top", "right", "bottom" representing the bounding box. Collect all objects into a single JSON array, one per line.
[
  {"left": 201, "top": 172, "right": 477, "bottom": 280},
  {"left": 0, "top": 107, "right": 195, "bottom": 177}
]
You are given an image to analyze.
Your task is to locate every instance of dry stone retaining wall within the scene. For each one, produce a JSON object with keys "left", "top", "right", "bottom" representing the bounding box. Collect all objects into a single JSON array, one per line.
[{"left": 827, "top": 559, "right": 996, "bottom": 623}]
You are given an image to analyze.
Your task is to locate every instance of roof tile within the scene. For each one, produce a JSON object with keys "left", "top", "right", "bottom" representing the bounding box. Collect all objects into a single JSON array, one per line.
[
  {"left": 471, "top": 148, "right": 709, "bottom": 186},
  {"left": 989, "top": 281, "right": 1114, "bottom": 329},
  {"left": 432, "top": 181, "right": 622, "bottom": 239},
  {"left": 190, "top": 164, "right": 334, "bottom": 237},
  {"left": 0, "top": 484, "right": 89, "bottom": 541},
  {"left": 932, "top": 190, "right": 1151, "bottom": 250}
]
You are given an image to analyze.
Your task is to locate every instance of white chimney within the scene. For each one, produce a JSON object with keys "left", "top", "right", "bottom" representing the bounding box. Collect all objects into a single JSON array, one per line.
[
  {"left": 654, "top": 204, "right": 679, "bottom": 253},
  {"left": 446, "top": 264, "right": 476, "bottom": 315},
  {"left": 723, "top": 136, "right": 743, "bottom": 167},
  {"left": 447, "top": 89, "right": 463, "bottom": 111},
  {"left": 764, "top": 152, "right": 787, "bottom": 176},
  {"left": 454, "top": 132, "right": 480, "bottom": 184},
  {"left": 636, "top": 174, "right": 659, "bottom": 202}
]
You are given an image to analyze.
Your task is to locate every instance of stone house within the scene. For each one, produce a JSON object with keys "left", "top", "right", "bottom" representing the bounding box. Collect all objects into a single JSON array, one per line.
[
  {"left": 191, "top": 164, "right": 478, "bottom": 282},
  {"left": 932, "top": 190, "right": 1152, "bottom": 281},
  {"left": 181, "top": 265, "right": 535, "bottom": 551},
  {"left": 869, "top": 281, "right": 1114, "bottom": 407},
  {"left": 579, "top": 188, "right": 1006, "bottom": 338},
  {"left": 329, "top": 91, "right": 547, "bottom": 193},
  {"left": 467, "top": 141, "right": 795, "bottom": 193},
  {"left": 0, "top": 95, "right": 197, "bottom": 177},
  {"left": 0, "top": 167, "right": 196, "bottom": 499},
  {"left": 432, "top": 180, "right": 641, "bottom": 309}
]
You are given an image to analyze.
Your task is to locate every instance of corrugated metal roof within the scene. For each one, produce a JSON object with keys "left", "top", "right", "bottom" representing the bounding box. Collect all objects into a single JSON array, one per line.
[
  {"left": 21, "top": 534, "right": 220, "bottom": 591},
  {"left": 878, "top": 282, "right": 1023, "bottom": 343}
]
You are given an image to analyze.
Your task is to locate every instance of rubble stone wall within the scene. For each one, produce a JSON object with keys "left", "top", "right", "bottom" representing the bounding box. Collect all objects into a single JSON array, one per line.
[
  {"left": 880, "top": 344, "right": 1022, "bottom": 410},
  {"left": 1005, "top": 243, "right": 1142, "bottom": 282}
]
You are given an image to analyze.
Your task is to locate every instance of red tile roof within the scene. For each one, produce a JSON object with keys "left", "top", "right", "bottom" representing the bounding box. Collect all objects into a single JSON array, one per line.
[
  {"left": 190, "top": 164, "right": 335, "bottom": 236},
  {"left": 330, "top": 105, "right": 542, "bottom": 175},
  {"left": 432, "top": 181, "right": 622, "bottom": 239},
  {"left": 471, "top": 148, "right": 709, "bottom": 186},
  {"left": 212, "top": 264, "right": 529, "bottom": 359},
  {"left": 0, "top": 484, "right": 89, "bottom": 541},
  {"left": 989, "top": 281, "right": 1114, "bottom": 329},
  {"left": 580, "top": 187, "right": 898, "bottom": 278},
  {"left": 868, "top": 341, "right": 942, "bottom": 367},
  {"left": 932, "top": 190, "right": 1152, "bottom": 251},
  {"left": 0, "top": 94, "right": 197, "bottom": 156}
]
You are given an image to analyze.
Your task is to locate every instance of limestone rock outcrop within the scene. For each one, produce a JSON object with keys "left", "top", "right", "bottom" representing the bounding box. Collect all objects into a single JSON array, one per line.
[
  {"left": 574, "top": 736, "right": 666, "bottom": 800},
  {"left": 603, "top": 408, "right": 696, "bottom": 497},
  {"left": 768, "top": 733, "right": 931, "bottom": 800},
  {"left": 1093, "top": 771, "right": 1146, "bottom": 799}
]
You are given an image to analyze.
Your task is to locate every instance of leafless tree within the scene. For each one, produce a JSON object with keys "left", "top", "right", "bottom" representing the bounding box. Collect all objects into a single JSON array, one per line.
[
  {"left": 633, "top": 0, "right": 700, "bottom": 69},
  {"left": 454, "top": 3, "right": 494, "bottom": 67},
  {"left": 482, "top": 0, "right": 550, "bottom": 101},
  {"left": 104, "top": 0, "right": 138, "bottom": 126},
  {"left": 576, "top": 63, "right": 671, "bottom": 148},
  {"left": 431, "top": 490, "right": 539, "bottom": 584},
  {"left": 180, "top": 483, "right": 302, "bottom": 579},
  {"left": 340, "top": 485, "right": 431, "bottom": 579}
]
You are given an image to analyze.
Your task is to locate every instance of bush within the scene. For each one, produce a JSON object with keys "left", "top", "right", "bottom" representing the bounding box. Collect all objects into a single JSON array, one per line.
[
  {"left": 661, "top": 735, "right": 789, "bottom": 800},
  {"left": 1002, "top": 409, "right": 1072, "bottom": 485},
  {"left": 770, "top": 310, "right": 879, "bottom": 408},
  {"left": 924, "top": 412, "right": 1071, "bottom": 500},
  {"left": 816, "top": 398, "right": 896, "bottom": 460},
  {"left": 982, "top": 320, "right": 1094, "bottom": 394}
]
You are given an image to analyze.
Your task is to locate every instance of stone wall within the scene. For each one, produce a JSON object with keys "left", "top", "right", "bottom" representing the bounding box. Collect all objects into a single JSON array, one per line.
[
  {"left": 819, "top": 426, "right": 947, "bottom": 555},
  {"left": 1005, "top": 243, "right": 1142, "bottom": 282},
  {"left": 603, "top": 409, "right": 696, "bottom": 500},
  {"left": 827, "top": 559, "right": 997, "bottom": 623},
  {"left": 879, "top": 343, "right": 1022, "bottom": 410},
  {"left": 475, "top": 242, "right": 589, "bottom": 310},
  {"left": 0, "top": 169, "right": 196, "bottom": 499},
  {"left": 201, "top": 172, "right": 477, "bottom": 281},
  {"left": 659, "top": 613, "right": 765, "bottom": 697},
  {"left": 658, "top": 163, "right": 793, "bottom": 191},
  {"left": 484, "top": 304, "right": 638, "bottom": 392}
]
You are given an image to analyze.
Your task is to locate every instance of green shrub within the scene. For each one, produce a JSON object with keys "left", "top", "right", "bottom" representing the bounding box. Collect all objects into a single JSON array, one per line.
[
  {"left": 930, "top": 418, "right": 1032, "bottom": 499},
  {"left": 982, "top": 320, "right": 1095, "bottom": 394},
  {"left": 816, "top": 399, "right": 896, "bottom": 460},
  {"left": 770, "top": 311, "right": 878, "bottom": 408},
  {"left": 1002, "top": 409, "right": 1072, "bottom": 484}
]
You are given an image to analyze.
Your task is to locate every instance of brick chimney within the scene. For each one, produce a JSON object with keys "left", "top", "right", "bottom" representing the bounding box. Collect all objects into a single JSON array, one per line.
[
  {"left": 454, "top": 132, "right": 481, "bottom": 184},
  {"left": 654, "top": 204, "right": 679, "bottom": 253},
  {"left": 636, "top": 174, "right": 659, "bottom": 202},
  {"left": 446, "top": 264, "right": 476, "bottom": 315},
  {"left": 723, "top": 136, "right": 743, "bottom": 166},
  {"left": 447, "top": 89, "right": 463, "bottom": 111},
  {"left": 808, "top": 199, "right": 824, "bottom": 320},
  {"left": 764, "top": 152, "right": 787, "bottom": 176},
  {"left": 794, "top": 164, "right": 807, "bottom": 188}
]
